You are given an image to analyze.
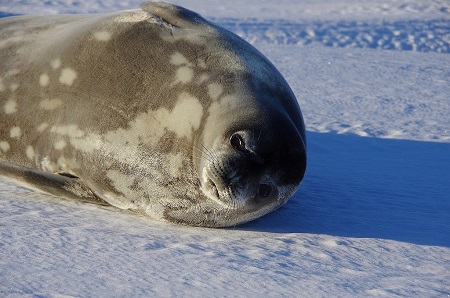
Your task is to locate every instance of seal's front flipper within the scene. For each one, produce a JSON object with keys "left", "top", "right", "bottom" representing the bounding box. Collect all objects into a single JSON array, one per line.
[{"left": 0, "top": 161, "right": 109, "bottom": 206}]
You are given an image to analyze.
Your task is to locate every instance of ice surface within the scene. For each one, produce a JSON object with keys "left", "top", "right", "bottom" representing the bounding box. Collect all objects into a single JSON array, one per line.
[
  {"left": 261, "top": 45, "right": 450, "bottom": 143},
  {"left": 1, "top": 0, "right": 449, "bottom": 297}
]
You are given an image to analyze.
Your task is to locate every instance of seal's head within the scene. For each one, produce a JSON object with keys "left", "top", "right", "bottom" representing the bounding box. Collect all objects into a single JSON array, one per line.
[{"left": 190, "top": 90, "right": 306, "bottom": 227}]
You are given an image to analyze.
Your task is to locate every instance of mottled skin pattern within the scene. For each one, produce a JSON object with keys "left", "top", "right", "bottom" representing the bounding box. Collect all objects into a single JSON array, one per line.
[{"left": 0, "top": 2, "right": 306, "bottom": 227}]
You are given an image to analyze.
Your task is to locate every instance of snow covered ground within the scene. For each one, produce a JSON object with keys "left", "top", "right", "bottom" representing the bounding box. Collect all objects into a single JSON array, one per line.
[{"left": 1, "top": 0, "right": 450, "bottom": 296}]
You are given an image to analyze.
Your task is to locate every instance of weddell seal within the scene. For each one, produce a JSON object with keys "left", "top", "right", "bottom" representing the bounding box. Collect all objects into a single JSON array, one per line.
[{"left": 0, "top": 2, "right": 306, "bottom": 227}]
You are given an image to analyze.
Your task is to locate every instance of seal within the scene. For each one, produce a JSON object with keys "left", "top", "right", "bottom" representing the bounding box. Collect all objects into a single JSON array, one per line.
[{"left": 0, "top": 2, "right": 306, "bottom": 227}]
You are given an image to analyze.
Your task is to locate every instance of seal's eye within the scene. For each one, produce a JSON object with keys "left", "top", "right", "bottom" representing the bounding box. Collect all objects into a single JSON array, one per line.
[
  {"left": 259, "top": 183, "right": 272, "bottom": 198},
  {"left": 230, "top": 133, "right": 246, "bottom": 152}
]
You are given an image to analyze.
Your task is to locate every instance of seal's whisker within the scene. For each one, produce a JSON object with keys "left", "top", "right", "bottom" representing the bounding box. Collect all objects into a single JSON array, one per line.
[{"left": 193, "top": 145, "right": 218, "bottom": 164}]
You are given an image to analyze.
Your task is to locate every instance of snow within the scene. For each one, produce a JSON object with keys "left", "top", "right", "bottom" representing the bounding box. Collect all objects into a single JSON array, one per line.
[{"left": 1, "top": 0, "right": 450, "bottom": 296}]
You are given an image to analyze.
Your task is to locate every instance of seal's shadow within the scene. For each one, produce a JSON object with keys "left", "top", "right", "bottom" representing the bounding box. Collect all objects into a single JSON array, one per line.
[
  {"left": 239, "top": 132, "right": 450, "bottom": 248},
  {"left": 0, "top": 12, "right": 18, "bottom": 18}
]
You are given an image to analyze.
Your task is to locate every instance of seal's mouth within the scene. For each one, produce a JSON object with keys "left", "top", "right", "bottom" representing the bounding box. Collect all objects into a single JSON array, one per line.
[
  {"left": 192, "top": 162, "right": 295, "bottom": 227},
  {"left": 202, "top": 166, "right": 242, "bottom": 209},
  {"left": 202, "top": 169, "right": 278, "bottom": 210}
]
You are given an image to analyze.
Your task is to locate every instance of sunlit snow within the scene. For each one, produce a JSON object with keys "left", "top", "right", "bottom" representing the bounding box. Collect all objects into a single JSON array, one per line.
[{"left": 1, "top": 0, "right": 449, "bottom": 296}]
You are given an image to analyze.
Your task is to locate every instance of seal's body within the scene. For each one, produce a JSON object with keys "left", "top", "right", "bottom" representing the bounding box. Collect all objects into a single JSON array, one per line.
[{"left": 0, "top": 2, "right": 306, "bottom": 227}]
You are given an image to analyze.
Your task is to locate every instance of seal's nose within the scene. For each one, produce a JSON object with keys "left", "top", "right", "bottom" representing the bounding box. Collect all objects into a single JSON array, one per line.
[
  {"left": 249, "top": 179, "right": 279, "bottom": 207},
  {"left": 258, "top": 183, "right": 272, "bottom": 198}
]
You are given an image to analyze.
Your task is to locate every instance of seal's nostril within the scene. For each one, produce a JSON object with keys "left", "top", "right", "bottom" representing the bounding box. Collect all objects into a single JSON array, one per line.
[{"left": 259, "top": 183, "right": 272, "bottom": 198}]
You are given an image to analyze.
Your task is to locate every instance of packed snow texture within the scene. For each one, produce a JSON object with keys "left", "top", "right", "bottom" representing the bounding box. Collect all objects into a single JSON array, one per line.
[{"left": 1, "top": 0, "right": 449, "bottom": 297}]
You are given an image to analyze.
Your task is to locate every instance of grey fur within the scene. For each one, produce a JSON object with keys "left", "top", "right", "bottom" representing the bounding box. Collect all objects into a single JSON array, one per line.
[{"left": 0, "top": 2, "right": 306, "bottom": 227}]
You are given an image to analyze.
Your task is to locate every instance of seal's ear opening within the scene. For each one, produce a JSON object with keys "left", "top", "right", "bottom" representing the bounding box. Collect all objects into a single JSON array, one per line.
[{"left": 140, "top": 1, "right": 208, "bottom": 29}]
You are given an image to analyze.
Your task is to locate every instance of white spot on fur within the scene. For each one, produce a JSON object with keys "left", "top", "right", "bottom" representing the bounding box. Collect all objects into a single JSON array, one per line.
[
  {"left": 50, "top": 125, "right": 102, "bottom": 153},
  {"left": 4, "top": 100, "right": 17, "bottom": 114},
  {"left": 173, "top": 66, "right": 194, "bottom": 85},
  {"left": 105, "top": 167, "right": 171, "bottom": 218},
  {"left": 37, "top": 123, "right": 49, "bottom": 132},
  {"left": 54, "top": 139, "right": 67, "bottom": 150},
  {"left": 166, "top": 92, "right": 203, "bottom": 139},
  {"left": 105, "top": 92, "right": 203, "bottom": 151},
  {"left": 208, "top": 83, "right": 223, "bottom": 100},
  {"left": 39, "top": 73, "right": 50, "bottom": 87},
  {"left": 68, "top": 134, "right": 102, "bottom": 153},
  {"left": 105, "top": 115, "right": 161, "bottom": 149},
  {"left": 26, "top": 145, "right": 35, "bottom": 160},
  {"left": 208, "top": 94, "right": 240, "bottom": 118},
  {"left": 40, "top": 98, "right": 63, "bottom": 110},
  {"left": 0, "top": 141, "right": 10, "bottom": 153},
  {"left": 51, "top": 125, "right": 85, "bottom": 138},
  {"left": 170, "top": 52, "right": 190, "bottom": 66},
  {"left": 197, "top": 73, "right": 210, "bottom": 84},
  {"left": 50, "top": 125, "right": 103, "bottom": 152},
  {"left": 59, "top": 68, "right": 77, "bottom": 86},
  {"left": 93, "top": 31, "right": 111, "bottom": 41},
  {"left": 103, "top": 169, "right": 141, "bottom": 209},
  {"left": 203, "top": 93, "right": 242, "bottom": 146},
  {"left": 143, "top": 203, "right": 166, "bottom": 221},
  {"left": 51, "top": 59, "right": 61, "bottom": 70},
  {"left": 101, "top": 191, "right": 136, "bottom": 210},
  {"left": 10, "top": 127, "right": 21, "bottom": 138},
  {"left": 9, "top": 83, "right": 19, "bottom": 92},
  {"left": 106, "top": 170, "right": 135, "bottom": 199},
  {"left": 41, "top": 156, "right": 56, "bottom": 172}
]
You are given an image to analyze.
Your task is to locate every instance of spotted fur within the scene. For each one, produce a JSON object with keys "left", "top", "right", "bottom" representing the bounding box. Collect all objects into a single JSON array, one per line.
[{"left": 0, "top": 2, "right": 306, "bottom": 227}]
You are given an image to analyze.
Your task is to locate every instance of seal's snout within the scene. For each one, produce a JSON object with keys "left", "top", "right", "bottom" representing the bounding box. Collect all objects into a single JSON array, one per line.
[
  {"left": 200, "top": 128, "right": 289, "bottom": 209},
  {"left": 207, "top": 168, "right": 235, "bottom": 192}
]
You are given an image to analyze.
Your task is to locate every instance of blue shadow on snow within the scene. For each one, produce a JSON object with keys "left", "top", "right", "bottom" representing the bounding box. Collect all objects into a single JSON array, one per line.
[
  {"left": 241, "top": 132, "right": 450, "bottom": 247},
  {"left": 0, "top": 12, "right": 18, "bottom": 18}
]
